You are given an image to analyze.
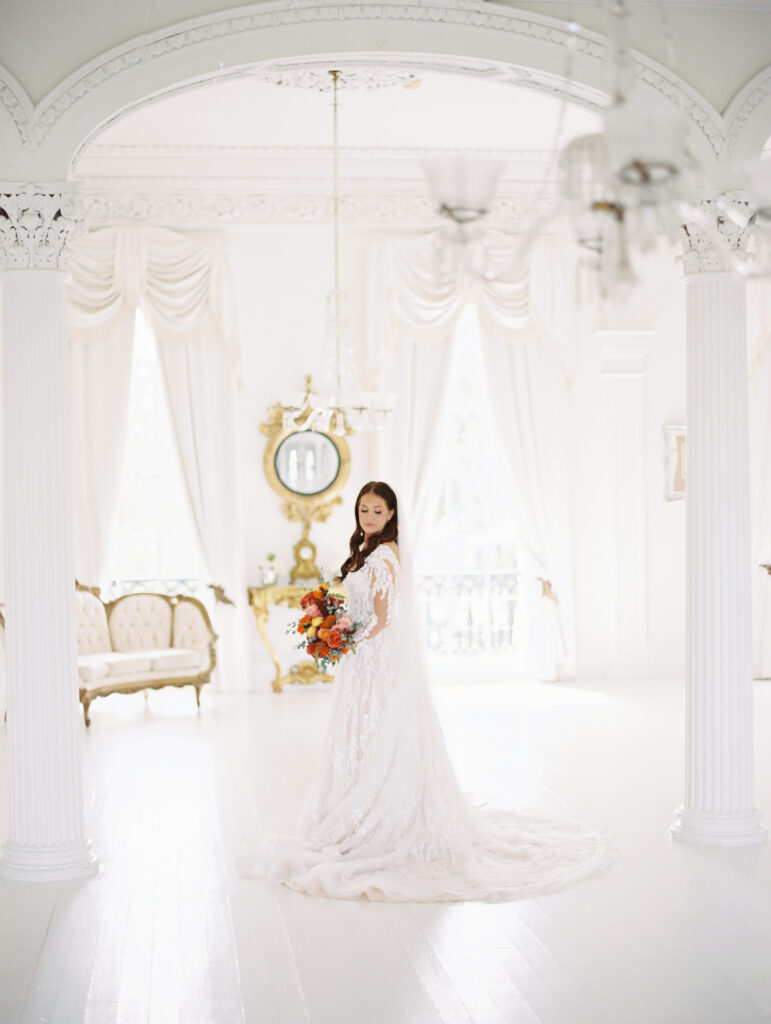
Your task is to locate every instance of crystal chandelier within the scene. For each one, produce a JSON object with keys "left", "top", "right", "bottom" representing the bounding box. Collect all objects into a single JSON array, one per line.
[
  {"left": 279, "top": 69, "right": 394, "bottom": 435},
  {"left": 423, "top": 1, "right": 771, "bottom": 294}
]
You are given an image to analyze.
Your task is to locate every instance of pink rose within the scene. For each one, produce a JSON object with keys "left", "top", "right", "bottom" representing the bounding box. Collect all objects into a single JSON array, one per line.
[
  {"left": 306, "top": 604, "right": 320, "bottom": 619},
  {"left": 338, "top": 615, "right": 352, "bottom": 630}
]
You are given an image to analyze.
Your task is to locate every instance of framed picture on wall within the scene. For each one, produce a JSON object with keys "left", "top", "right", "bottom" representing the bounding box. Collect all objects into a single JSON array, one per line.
[{"left": 664, "top": 424, "right": 686, "bottom": 500}]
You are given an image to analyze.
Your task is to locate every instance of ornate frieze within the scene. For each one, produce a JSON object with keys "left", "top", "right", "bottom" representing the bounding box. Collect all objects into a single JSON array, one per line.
[
  {"left": 0, "top": 185, "right": 84, "bottom": 270},
  {"left": 679, "top": 196, "right": 750, "bottom": 275},
  {"left": 80, "top": 186, "right": 558, "bottom": 230}
]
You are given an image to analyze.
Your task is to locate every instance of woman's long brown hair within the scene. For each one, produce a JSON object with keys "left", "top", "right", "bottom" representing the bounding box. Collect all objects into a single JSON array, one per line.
[{"left": 339, "top": 481, "right": 398, "bottom": 580}]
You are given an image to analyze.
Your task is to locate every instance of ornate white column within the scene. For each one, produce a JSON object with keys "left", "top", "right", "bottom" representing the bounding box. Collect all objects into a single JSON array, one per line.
[
  {"left": 671, "top": 202, "right": 766, "bottom": 846},
  {"left": 0, "top": 184, "right": 99, "bottom": 879}
]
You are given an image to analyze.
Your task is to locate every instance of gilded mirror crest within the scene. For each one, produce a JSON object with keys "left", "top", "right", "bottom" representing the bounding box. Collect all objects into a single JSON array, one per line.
[{"left": 261, "top": 378, "right": 351, "bottom": 582}]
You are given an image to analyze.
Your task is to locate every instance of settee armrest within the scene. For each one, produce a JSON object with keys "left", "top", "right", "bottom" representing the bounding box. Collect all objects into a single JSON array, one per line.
[{"left": 172, "top": 596, "right": 218, "bottom": 674}]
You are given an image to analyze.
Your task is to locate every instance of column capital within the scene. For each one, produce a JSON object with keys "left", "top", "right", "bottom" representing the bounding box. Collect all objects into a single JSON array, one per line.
[
  {"left": 0, "top": 183, "right": 84, "bottom": 272},
  {"left": 679, "top": 194, "right": 750, "bottom": 275}
]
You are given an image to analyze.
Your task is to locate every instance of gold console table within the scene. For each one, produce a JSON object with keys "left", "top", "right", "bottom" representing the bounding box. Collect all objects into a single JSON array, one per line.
[{"left": 248, "top": 584, "right": 345, "bottom": 693}]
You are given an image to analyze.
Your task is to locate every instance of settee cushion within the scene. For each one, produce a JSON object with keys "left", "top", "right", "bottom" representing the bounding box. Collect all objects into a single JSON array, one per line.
[
  {"left": 77, "top": 651, "right": 153, "bottom": 682},
  {"left": 78, "top": 648, "right": 205, "bottom": 685},
  {"left": 132, "top": 647, "right": 202, "bottom": 672},
  {"left": 109, "top": 594, "right": 173, "bottom": 652},
  {"left": 77, "top": 654, "right": 110, "bottom": 682},
  {"left": 76, "top": 591, "right": 111, "bottom": 655},
  {"left": 147, "top": 647, "right": 201, "bottom": 671},
  {"left": 105, "top": 651, "right": 154, "bottom": 676}
]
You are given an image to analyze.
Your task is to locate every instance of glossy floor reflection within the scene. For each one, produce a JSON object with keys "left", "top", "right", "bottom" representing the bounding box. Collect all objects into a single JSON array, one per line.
[{"left": 1, "top": 677, "right": 771, "bottom": 1023}]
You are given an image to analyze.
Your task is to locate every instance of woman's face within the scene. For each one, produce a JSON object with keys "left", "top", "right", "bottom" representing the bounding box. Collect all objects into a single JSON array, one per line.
[{"left": 358, "top": 492, "right": 394, "bottom": 538}]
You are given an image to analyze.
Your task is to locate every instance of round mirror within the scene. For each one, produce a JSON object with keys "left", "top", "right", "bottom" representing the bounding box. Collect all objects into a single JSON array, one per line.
[{"left": 274, "top": 431, "right": 341, "bottom": 496}]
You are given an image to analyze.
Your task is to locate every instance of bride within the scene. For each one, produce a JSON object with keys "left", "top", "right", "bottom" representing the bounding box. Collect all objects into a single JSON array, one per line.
[{"left": 251, "top": 480, "right": 615, "bottom": 902}]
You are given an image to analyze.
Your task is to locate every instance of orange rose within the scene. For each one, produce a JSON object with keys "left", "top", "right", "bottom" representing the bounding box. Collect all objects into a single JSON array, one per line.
[
  {"left": 327, "top": 628, "right": 343, "bottom": 649},
  {"left": 322, "top": 615, "right": 336, "bottom": 629}
]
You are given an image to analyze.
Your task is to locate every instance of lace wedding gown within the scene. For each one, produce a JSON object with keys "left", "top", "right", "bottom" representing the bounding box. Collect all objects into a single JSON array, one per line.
[{"left": 252, "top": 545, "right": 614, "bottom": 902}]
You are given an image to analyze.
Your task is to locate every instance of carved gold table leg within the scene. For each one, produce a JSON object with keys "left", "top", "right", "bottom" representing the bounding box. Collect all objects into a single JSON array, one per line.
[{"left": 249, "top": 585, "right": 341, "bottom": 692}]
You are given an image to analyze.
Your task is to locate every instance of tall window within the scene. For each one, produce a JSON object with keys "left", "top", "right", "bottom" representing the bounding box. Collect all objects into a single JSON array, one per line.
[
  {"left": 416, "top": 306, "right": 519, "bottom": 659},
  {"left": 104, "top": 310, "right": 203, "bottom": 598}
]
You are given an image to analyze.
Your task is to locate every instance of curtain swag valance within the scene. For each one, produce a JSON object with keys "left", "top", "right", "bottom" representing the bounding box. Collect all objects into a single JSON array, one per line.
[
  {"left": 67, "top": 226, "right": 239, "bottom": 367},
  {"left": 372, "top": 231, "right": 579, "bottom": 379}
]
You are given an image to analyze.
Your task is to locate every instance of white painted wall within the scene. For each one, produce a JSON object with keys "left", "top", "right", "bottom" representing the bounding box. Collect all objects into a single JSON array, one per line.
[{"left": 567, "top": 254, "right": 687, "bottom": 679}]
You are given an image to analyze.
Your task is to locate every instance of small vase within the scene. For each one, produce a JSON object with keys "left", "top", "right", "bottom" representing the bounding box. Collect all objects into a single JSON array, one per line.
[{"left": 262, "top": 567, "right": 277, "bottom": 586}]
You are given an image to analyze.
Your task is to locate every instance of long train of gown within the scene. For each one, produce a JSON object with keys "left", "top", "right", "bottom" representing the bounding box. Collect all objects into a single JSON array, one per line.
[{"left": 250, "top": 545, "right": 615, "bottom": 902}]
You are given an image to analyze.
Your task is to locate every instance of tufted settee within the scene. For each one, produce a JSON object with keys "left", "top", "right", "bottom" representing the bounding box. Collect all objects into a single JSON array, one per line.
[{"left": 76, "top": 588, "right": 218, "bottom": 726}]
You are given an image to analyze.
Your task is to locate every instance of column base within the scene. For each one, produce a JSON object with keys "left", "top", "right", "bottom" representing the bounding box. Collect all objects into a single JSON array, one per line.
[
  {"left": 670, "top": 807, "right": 767, "bottom": 847},
  {"left": 0, "top": 839, "right": 99, "bottom": 882}
]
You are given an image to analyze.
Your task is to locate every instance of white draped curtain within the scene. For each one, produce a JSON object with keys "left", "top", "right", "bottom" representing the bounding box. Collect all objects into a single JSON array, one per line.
[
  {"left": 367, "top": 232, "right": 577, "bottom": 679},
  {"left": 68, "top": 227, "right": 249, "bottom": 692}
]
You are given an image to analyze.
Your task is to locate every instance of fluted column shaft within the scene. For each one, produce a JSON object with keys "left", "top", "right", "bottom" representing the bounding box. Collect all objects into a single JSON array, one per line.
[
  {"left": 0, "top": 185, "right": 98, "bottom": 880},
  {"left": 671, "top": 269, "right": 766, "bottom": 846}
]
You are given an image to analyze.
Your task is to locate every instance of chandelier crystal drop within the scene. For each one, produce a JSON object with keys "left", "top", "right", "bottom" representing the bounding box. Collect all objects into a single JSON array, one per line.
[{"left": 279, "top": 69, "right": 394, "bottom": 436}]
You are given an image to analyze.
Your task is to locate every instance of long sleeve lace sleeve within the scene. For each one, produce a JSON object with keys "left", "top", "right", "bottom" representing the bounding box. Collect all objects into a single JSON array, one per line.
[{"left": 354, "top": 548, "right": 398, "bottom": 645}]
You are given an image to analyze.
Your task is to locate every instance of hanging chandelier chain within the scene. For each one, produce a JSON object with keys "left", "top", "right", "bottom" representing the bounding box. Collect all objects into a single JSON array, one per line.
[{"left": 330, "top": 69, "right": 342, "bottom": 394}]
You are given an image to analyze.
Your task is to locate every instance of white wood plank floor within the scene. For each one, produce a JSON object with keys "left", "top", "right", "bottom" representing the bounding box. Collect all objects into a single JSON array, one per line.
[{"left": 2, "top": 676, "right": 771, "bottom": 1024}]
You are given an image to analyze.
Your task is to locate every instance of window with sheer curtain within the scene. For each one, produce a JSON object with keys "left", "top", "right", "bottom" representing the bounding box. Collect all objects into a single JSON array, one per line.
[
  {"left": 103, "top": 310, "right": 204, "bottom": 599},
  {"left": 415, "top": 305, "right": 519, "bottom": 659}
]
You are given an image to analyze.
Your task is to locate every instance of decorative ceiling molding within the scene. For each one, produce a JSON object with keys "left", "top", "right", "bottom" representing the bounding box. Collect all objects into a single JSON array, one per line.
[
  {"left": 252, "top": 67, "right": 419, "bottom": 91},
  {"left": 0, "top": 1, "right": 731, "bottom": 160},
  {"left": 80, "top": 186, "right": 559, "bottom": 230},
  {"left": 79, "top": 143, "right": 559, "bottom": 162},
  {"left": 488, "top": 0, "right": 770, "bottom": 8},
  {"left": 75, "top": 143, "right": 561, "bottom": 186},
  {"left": 724, "top": 66, "right": 771, "bottom": 158}
]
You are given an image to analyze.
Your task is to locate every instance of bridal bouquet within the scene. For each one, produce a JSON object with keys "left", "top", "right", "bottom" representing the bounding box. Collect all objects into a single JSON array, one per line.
[{"left": 293, "top": 582, "right": 358, "bottom": 671}]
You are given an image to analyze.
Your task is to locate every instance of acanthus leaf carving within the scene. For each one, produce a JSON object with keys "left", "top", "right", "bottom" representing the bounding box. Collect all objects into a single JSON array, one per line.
[
  {"left": 0, "top": 185, "right": 85, "bottom": 271},
  {"left": 679, "top": 196, "right": 750, "bottom": 276}
]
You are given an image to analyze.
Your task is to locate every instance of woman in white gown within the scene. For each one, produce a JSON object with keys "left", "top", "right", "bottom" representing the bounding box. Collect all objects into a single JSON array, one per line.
[{"left": 253, "top": 481, "right": 615, "bottom": 902}]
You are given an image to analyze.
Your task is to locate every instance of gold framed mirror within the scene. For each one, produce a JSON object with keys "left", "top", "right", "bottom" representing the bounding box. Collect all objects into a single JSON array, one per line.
[{"left": 261, "top": 388, "right": 351, "bottom": 583}]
